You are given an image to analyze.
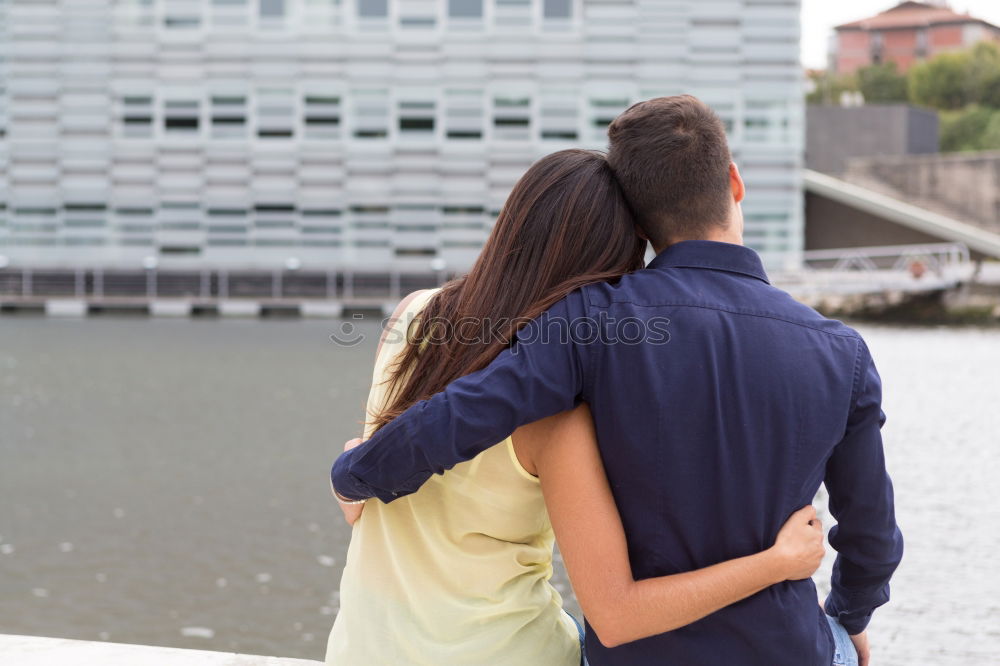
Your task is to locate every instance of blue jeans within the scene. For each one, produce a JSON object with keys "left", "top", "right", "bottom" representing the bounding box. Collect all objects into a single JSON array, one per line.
[
  {"left": 826, "top": 615, "right": 859, "bottom": 666},
  {"left": 565, "top": 611, "right": 587, "bottom": 666}
]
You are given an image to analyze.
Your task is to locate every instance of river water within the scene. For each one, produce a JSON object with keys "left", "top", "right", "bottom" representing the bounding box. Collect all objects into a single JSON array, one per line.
[{"left": 0, "top": 317, "right": 997, "bottom": 664}]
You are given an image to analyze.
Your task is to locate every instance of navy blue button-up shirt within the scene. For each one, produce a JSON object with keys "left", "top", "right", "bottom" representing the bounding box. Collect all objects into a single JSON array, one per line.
[{"left": 333, "top": 240, "right": 903, "bottom": 666}]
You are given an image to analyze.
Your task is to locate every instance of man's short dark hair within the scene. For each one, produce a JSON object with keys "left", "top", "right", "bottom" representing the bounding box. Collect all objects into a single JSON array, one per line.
[{"left": 607, "top": 95, "right": 734, "bottom": 246}]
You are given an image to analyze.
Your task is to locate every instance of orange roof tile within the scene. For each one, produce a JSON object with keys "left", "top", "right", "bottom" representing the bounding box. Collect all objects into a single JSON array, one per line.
[{"left": 835, "top": 2, "right": 997, "bottom": 31}]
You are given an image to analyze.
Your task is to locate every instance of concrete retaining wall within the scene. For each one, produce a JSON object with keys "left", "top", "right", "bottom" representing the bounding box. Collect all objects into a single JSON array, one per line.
[{"left": 845, "top": 152, "right": 1000, "bottom": 234}]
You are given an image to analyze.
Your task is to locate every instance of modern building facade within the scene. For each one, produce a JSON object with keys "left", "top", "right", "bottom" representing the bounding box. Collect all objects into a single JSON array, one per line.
[
  {"left": 833, "top": 1, "right": 1000, "bottom": 75},
  {"left": 0, "top": 0, "right": 804, "bottom": 275}
]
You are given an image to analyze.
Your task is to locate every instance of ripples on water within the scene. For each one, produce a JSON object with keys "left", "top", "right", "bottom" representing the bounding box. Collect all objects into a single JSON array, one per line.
[{"left": 0, "top": 318, "right": 997, "bottom": 664}]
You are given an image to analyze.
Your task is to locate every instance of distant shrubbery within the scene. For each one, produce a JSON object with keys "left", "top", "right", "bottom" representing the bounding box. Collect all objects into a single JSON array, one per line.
[{"left": 808, "top": 42, "right": 1000, "bottom": 152}]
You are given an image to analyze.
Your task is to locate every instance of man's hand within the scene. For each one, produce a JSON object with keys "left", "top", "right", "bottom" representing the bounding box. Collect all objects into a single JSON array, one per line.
[
  {"left": 333, "top": 438, "right": 366, "bottom": 526},
  {"left": 850, "top": 631, "right": 870, "bottom": 666},
  {"left": 770, "top": 505, "right": 825, "bottom": 581}
]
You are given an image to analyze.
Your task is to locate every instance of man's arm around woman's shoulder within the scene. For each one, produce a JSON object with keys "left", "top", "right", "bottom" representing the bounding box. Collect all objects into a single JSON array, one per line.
[{"left": 331, "top": 290, "right": 592, "bottom": 503}]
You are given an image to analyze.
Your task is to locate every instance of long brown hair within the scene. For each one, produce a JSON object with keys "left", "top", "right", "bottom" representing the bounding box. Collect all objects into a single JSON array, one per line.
[{"left": 371, "top": 149, "right": 646, "bottom": 431}]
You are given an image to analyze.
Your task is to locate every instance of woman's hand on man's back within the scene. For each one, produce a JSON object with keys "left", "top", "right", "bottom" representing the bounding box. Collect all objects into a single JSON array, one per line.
[{"left": 769, "top": 505, "right": 825, "bottom": 581}]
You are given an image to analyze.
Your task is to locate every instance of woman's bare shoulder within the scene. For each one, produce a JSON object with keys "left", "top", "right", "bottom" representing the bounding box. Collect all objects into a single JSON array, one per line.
[
  {"left": 377, "top": 289, "right": 434, "bottom": 356},
  {"left": 512, "top": 404, "right": 593, "bottom": 476}
]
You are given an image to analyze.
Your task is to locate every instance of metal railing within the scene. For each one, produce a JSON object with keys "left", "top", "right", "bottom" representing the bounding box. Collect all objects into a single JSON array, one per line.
[
  {"left": 801, "top": 242, "right": 971, "bottom": 275},
  {"left": 0, "top": 267, "right": 447, "bottom": 303},
  {"left": 777, "top": 242, "right": 975, "bottom": 296},
  {"left": 0, "top": 244, "right": 976, "bottom": 304}
]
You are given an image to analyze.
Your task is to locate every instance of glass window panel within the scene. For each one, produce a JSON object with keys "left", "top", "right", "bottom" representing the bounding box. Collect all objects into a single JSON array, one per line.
[
  {"left": 260, "top": 0, "right": 285, "bottom": 17},
  {"left": 449, "top": 0, "right": 482, "bottom": 18},
  {"left": 358, "top": 0, "right": 388, "bottom": 18},
  {"left": 543, "top": 0, "right": 570, "bottom": 19}
]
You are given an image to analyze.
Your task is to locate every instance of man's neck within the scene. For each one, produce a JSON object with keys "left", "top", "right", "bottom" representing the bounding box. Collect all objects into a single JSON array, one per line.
[
  {"left": 702, "top": 227, "right": 743, "bottom": 245},
  {"left": 653, "top": 227, "right": 743, "bottom": 255}
]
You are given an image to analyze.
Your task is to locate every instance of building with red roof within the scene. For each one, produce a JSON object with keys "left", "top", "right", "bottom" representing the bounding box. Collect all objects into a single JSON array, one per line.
[{"left": 833, "top": 1, "right": 1000, "bottom": 74}]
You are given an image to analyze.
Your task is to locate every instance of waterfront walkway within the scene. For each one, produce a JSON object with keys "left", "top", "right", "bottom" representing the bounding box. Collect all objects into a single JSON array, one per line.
[
  {"left": 0, "top": 634, "right": 322, "bottom": 666},
  {"left": 0, "top": 242, "right": 987, "bottom": 319}
]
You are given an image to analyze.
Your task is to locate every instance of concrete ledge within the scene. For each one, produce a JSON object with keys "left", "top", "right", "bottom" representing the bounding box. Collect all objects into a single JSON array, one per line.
[
  {"left": 0, "top": 301, "right": 46, "bottom": 315},
  {"left": 300, "top": 301, "right": 343, "bottom": 318},
  {"left": 260, "top": 303, "right": 302, "bottom": 318},
  {"left": 0, "top": 634, "right": 323, "bottom": 666},
  {"left": 341, "top": 303, "right": 392, "bottom": 319},
  {"left": 0, "top": 297, "right": 394, "bottom": 319},
  {"left": 151, "top": 300, "right": 194, "bottom": 317},
  {"left": 218, "top": 301, "right": 262, "bottom": 317},
  {"left": 45, "top": 299, "right": 88, "bottom": 317},
  {"left": 88, "top": 302, "right": 151, "bottom": 316}
]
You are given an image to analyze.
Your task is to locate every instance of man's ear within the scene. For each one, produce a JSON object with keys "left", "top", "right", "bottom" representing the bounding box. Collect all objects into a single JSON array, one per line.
[{"left": 729, "top": 162, "right": 746, "bottom": 204}]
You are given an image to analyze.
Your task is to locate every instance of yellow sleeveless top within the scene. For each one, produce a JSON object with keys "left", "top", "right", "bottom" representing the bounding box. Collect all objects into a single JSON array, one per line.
[{"left": 326, "top": 289, "right": 580, "bottom": 666}]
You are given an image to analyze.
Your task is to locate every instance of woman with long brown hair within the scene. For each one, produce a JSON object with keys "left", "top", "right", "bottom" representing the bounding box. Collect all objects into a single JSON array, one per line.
[{"left": 325, "top": 150, "right": 823, "bottom": 665}]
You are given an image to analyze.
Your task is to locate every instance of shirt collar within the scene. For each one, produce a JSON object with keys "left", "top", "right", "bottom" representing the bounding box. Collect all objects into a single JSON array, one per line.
[{"left": 646, "top": 240, "right": 770, "bottom": 284}]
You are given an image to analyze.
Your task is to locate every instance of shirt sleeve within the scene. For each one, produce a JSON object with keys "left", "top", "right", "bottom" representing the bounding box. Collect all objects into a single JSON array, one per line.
[
  {"left": 823, "top": 338, "right": 904, "bottom": 635},
  {"left": 331, "top": 291, "right": 591, "bottom": 503}
]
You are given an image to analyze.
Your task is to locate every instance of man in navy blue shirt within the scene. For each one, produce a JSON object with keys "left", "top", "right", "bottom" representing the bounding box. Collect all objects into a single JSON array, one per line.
[{"left": 332, "top": 96, "right": 903, "bottom": 665}]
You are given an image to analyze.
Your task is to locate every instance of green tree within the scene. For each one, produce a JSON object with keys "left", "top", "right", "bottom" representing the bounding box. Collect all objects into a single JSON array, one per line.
[
  {"left": 908, "top": 42, "right": 1000, "bottom": 110},
  {"left": 966, "top": 42, "right": 1000, "bottom": 108},
  {"left": 806, "top": 70, "right": 858, "bottom": 105},
  {"left": 979, "top": 110, "right": 1000, "bottom": 149},
  {"left": 856, "top": 63, "right": 909, "bottom": 103},
  {"left": 908, "top": 51, "right": 973, "bottom": 110},
  {"left": 939, "top": 106, "right": 1000, "bottom": 152}
]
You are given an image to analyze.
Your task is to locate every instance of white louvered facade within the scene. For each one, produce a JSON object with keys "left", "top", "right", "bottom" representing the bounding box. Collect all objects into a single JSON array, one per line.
[{"left": 0, "top": 0, "right": 803, "bottom": 273}]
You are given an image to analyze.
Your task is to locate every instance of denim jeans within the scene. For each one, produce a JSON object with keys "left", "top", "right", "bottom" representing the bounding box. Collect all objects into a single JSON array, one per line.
[
  {"left": 565, "top": 611, "right": 587, "bottom": 666},
  {"left": 826, "top": 615, "right": 860, "bottom": 666}
]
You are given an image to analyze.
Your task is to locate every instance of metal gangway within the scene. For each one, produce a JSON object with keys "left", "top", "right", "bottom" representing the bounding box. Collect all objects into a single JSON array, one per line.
[{"left": 774, "top": 242, "right": 974, "bottom": 297}]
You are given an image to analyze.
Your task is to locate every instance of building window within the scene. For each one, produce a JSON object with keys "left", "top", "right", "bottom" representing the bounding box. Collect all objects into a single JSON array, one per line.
[
  {"left": 256, "top": 89, "right": 294, "bottom": 139},
  {"left": 916, "top": 29, "right": 928, "bottom": 58},
  {"left": 207, "top": 207, "right": 250, "bottom": 236},
  {"left": 163, "top": 0, "right": 202, "bottom": 28},
  {"left": 121, "top": 96, "right": 154, "bottom": 138},
  {"left": 352, "top": 89, "right": 389, "bottom": 139},
  {"left": 445, "top": 89, "right": 484, "bottom": 139},
  {"left": 259, "top": 0, "right": 286, "bottom": 18},
  {"left": 118, "top": 0, "right": 156, "bottom": 27},
  {"left": 211, "top": 96, "right": 247, "bottom": 138},
  {"left": 743, "top": 100, "right": 791, "bottom": 145},
  {"left": 211, "top": 0, "right": 250, "bottom": 28},
  {"left": 253, "top": 203, "right": 296, "bottom": 231},
  {"left": 494, "top": 0, "right": 532, "bottom": 29},
  {"left": 358, "top": 0, "right": 388, "bottom": 18},
  {"left": 542, "top": 0, "right": 571, "bottom": 19},
  {"left": 164, "top": 99, "right": 200, "bottom": 133},
  {"left": 164, "top": 16, "right": 201, "bottom": 28},
  {"left": 540, "top": 92, "right": 578, "bottom": 141},
  {"left": 399, "top": 101, "right": 436, "bottom": 136},
  {"left": 493, "top": 96, "right": 531, "bottom": 140},
  {"left": 449, "top": 0, "right": 482, "bottom": 18},
  {"left": 871, "top": 31, "right": 884, "bottom": 64},
  {"left": 588, "top": 97, "right": 629, "bottom": 141},
  {"left": 400, "top": 16, "right": 436, "bottom": 28},
  {"left": 301, "top": 0, "right": 342, "bottom": 27},
  {"left": 304, "top": 95, "right": 341, "bottom": 139}
]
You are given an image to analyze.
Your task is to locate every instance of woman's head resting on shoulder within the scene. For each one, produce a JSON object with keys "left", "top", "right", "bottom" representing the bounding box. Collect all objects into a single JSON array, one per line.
[{"left": 372, "top": 149, "right": 647, "bottom": 431}]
